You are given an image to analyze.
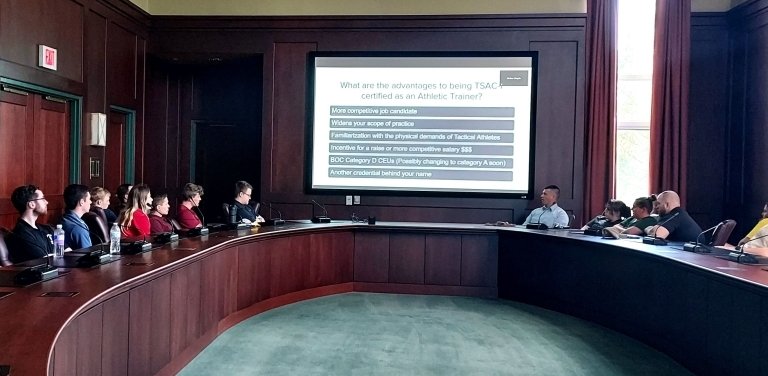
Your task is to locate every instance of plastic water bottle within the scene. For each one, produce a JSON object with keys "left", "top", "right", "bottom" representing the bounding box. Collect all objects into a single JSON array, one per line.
[
  {"left": 53, "top": 224, "right": 65, "bottom": 258},
  {"left": 109, "top": 223, "right": 121, "bottom": 255}
]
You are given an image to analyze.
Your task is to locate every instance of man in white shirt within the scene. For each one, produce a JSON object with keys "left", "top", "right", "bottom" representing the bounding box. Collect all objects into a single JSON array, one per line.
[{"left": 522, "top": 185, "right": 569, "bottom": 228}]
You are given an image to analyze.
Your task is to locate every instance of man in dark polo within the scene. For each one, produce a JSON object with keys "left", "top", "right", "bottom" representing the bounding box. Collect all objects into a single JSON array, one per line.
[{"left": 645, "top": 190, "right": 702, "bottom": 242}]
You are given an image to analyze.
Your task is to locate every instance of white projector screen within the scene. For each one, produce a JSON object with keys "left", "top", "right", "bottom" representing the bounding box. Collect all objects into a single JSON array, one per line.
[{"left": 306, "top": 52, "right": 537, "bottom": 198}]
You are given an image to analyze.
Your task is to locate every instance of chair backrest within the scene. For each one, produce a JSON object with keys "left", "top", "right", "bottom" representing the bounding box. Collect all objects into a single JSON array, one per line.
[
  {"left": 170, "top": 218, "right": 182, "bottom": 232},
  {"left": 82, "top": 211, "right": 109, "bottom": 244},
  {"left": 0, "top": 227, "right": 13, "bottom": 266},
  {"left": 90, "top": 206, "right": 108, "bottom": 223},
  {"left": 710, "top": 219, "right": 737, "bottom": 246}
]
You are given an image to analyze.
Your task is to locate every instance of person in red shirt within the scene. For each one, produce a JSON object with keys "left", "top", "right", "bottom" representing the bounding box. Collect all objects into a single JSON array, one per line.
[
  {"left": 117, "top": 184, "right": 152, "bottom": 238},
  {"left": 149, "top": 193, "right": 174, "bottom": 234},
  {"left": 177, "top": 183, "right": 204, "bottom": 230}
]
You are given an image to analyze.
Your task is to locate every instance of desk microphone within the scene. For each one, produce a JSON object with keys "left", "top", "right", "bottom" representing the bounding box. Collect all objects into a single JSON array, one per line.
[
  {"left": 642, "top": 212, "right": 680, "bottom": 245},
  {"left": 265, "top": 203, "right": 285, "bottom": 226},
  {"left": 725, "top": 232, "right": 768, "bottom": 264},
  {"left": 311, "top": 199, "right": 331, "bottom": 223},
  {"left": 192, "top": 203, "right": 206, "bottom": 227},
  {"left": 525, "top": 208, "right": 549, "bottom": 230},
  {"left": 683, "top": 220, "right": 725, "bottom": 253}
]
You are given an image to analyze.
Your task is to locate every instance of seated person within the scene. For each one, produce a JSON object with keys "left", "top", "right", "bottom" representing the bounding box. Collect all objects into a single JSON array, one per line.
[
  {"left": 522, "top": 185, "right": 570, "bottom": 228},
  {"left": 116, "top": 184, "right": 152, "bottom": 238},
  {"left": 231, "top": 180, "right": 262, "bottom": 224},
  {"left": 90, "top": 186, "right": 117, "bottom": 225},
  {"left": 110, "top": 183, "right": 132, "bottom": 217},
  {"left": 644, "top": 190, "right": 702, "bottom": 242},
  {"left": 743, "top": 225, "right": 768, "bottom": 250},
  {"left": 7, "top": 185, "right": 54, "bottom": 263},
  {"left": 149, "top": 193, "right": 174, "bottom": 234},
  {"left": 581, "top": 199, "right": 630, "bottom": 231},
  {"left": 61, "top": 184, "right": 93, "bottom": 250},
  {"left": 604, "top": 196, "right": 658, "bottom": 237},
  {"left": 177, "top": 183, "right": 204, "bottom": 230},
  {"left": 737, "top": 202, "right": 768, "bottom": 247}
]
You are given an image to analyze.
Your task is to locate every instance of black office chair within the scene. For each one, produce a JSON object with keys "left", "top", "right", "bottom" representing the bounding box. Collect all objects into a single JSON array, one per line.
[
  {"left": 710, "top": 219, "right": 737, "bottom": 246},
  {"left": 83, "top": 212, "right": 109, "bottom": 244},
  {"left": 170, "top": 218, "right": 182, "bottom": 232}
]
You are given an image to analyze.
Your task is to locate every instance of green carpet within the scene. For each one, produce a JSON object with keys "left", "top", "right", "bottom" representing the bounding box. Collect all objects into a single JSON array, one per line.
[{"left": 179, "top": 293, "right": 691, "bottom": 375}]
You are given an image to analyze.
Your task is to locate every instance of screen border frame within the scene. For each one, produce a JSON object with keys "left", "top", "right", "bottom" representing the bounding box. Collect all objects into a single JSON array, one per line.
[{"left": 304, "top": 50, "right": 538, "bottom": 199}]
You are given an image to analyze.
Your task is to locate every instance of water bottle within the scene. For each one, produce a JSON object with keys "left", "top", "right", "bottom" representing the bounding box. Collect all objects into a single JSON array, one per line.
[
  {"left": 109, "top": 223, "right": 121, "bottom": 255},
  {"left": 53, "top": 224, "right": 65, "bottom": 258}
]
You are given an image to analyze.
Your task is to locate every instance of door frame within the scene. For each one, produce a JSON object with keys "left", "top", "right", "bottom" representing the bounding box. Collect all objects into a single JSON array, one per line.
[
  {"left": 109, "top": 105, "right": 136, "bottom": 183},
  {"left": 1, "top": 77, "right": 82, "bottom": 183}
]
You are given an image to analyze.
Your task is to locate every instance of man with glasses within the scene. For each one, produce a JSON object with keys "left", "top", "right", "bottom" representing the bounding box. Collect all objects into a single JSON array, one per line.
[
  {"left": 7, "top": 185, "right": 54, "bottom": 263},
  {"left": 231, "top": 180, "right": 260, "bottom": 224}
]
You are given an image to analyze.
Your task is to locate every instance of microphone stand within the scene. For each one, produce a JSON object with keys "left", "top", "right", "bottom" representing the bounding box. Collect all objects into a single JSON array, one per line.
[
  {"left": 683, "top": 221, "right": 724, "bottom": 253},
  {"left": 311, "top": 199, "right": 331, "bottom": 223},
  {"left": 724, "top": 232, "right": 768, "bottom": 264},
  {"left": 642, "top": 212, "right": 680, "bottom": 245},
  {"left": 264, "top": 203, "right": 285, "bottom": 226}
]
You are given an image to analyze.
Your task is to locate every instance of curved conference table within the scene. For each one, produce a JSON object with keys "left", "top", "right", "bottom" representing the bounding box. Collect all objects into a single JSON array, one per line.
[{"left": 0, "top": 222, "right": 767, "bottom": 376}]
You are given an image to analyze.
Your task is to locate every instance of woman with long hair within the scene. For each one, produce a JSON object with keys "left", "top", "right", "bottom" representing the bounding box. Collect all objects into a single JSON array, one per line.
[{"left": 117, "top": 184, "right": 152, "bottom": 238}]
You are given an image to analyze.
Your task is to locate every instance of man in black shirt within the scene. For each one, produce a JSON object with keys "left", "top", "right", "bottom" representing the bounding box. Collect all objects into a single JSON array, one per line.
[
  {"left": 645, "top": 190, "right": 702, "bottom": 242},
  {"left": 231, "top": 180, "right": 259, "bottom": 223},
  {"left": 8, "top": 185, "right": 54, "bottom": 263}
]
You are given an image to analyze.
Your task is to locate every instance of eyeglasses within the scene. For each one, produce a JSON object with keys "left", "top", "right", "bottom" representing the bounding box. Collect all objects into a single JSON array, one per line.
[
  {"left": 28, "top": 197, "right": 47, "bottom": 202},
  {"left": 242, "top": 192, "right": 251, "bottom": 197}
]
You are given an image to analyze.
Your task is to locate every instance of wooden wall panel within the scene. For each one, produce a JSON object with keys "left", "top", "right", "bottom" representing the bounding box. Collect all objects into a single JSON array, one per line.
[
  {"left": 147, "top": 16, "right": 587, "bottom": 225},
  {"left": 101, "top": 293, "right": 130, "bottom": 376},
  {"left": 83, "top": 8, "right": 108, "bottom": 188},
  {"left": 149, "top": 274, "right": 171, "bottom": 375},
  {"left": 425, "top": 234, "right": 461, "bottom": 286},
  {"left": 52, "top": 318, "right": 78, "bottom": 375},
  {"left": 720, "top": 3, "right": 768, "bottom": 241},
  {"left": 200, "top": 248, "right": 238, "bottom": 332},
  {"left": 308, "top": 232, "right": 354, "bottom": 287},
  {"left": 107, "top": 23, "right": 139, "bottom": 106},
  {"left": 268, "top": 42, "right": 317, "bottom": 193},
  {"left": 76, "top": 305, "right": 104, "bottom": 375},
  {"left": 688, "top": 14, "right": 730, "bottom": 229},
  {"left": 461, "top": 234, "right": 498, "bottom": 287},
  {"left": 528, "top": 41, "right": 581, "bottom": 219},
  {"left": 353, "top": 232, "right": 390, "bottom": 282},
  {"left": 269, "top": 235, "right": 310, "bottom": 296},
  {"left": 128, "top": 281, "right": 152, "bottom": 376},
  {"left": 0, "top": 0, "right": 84, "bottom": 82},
  {"left": 170, "top": 261, "right": 202, "bottom": 359},
  {"left": 388, "top": 233, "right": 425, "bottom": 284}
]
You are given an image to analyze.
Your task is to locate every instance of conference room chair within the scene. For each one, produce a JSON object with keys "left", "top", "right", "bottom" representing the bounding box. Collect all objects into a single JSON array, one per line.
[
  {"left": 90, "top": 206, "right": 108, "bottom": 223},
  {"left": 222, "top": 203, "right": 231, "bottom": 222},
  {"left": 0, "top": 228, "right": 13, "bottom": 266},
  {"left": 710, "top": 219, "right": 737, "bottom": 246},
  {"left": 170, "top": 218, "right": 182, "bottom": 232},
  {"left": 82, "top": 212, "right": 109, "bottom": 245}
]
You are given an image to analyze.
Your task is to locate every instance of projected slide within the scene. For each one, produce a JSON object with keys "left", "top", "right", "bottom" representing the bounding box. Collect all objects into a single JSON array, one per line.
[{"left": 307, "top": 53, "right": 537, "bottom": 197}]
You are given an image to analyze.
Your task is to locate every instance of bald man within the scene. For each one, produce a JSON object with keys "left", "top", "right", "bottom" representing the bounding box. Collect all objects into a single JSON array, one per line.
[{"left": 644, "top": 191, "right": 702, "bottom": 242}]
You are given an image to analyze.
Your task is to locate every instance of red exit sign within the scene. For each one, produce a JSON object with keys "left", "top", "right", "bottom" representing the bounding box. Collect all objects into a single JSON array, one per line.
[{"left": 38, "top": 45, "right": 57, "bottom": 70}]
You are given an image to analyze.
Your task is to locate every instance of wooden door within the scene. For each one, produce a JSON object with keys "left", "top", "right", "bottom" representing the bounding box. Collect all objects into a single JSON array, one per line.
[
  {"left": 0, "top": 89, "right": 70, "bottom": 228},
  {"left": 104, "top": 110, "right": 127, "bottom": 192}
]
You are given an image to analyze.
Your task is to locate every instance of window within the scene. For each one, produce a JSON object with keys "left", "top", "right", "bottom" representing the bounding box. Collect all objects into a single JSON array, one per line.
[{"left": 615, "top": 0, "right": 655, "bottom": 202}]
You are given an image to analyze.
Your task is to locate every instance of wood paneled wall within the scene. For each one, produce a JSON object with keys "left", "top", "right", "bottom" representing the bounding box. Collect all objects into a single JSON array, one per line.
[
  {"left": 1, "top": 0, "right": 765, "bottom": 234},
  {"left": 147, "top": 15, "right": 588, "bottom": 224},
  {"left": 720, "top": 0, "right": 768, "bottom": 238},
  {"left": 0, "top": 0, "right": 148, "bottom": 228}
]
